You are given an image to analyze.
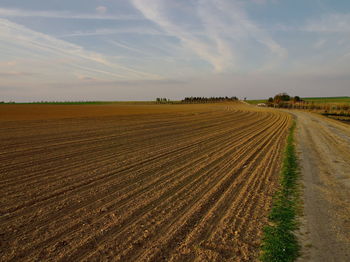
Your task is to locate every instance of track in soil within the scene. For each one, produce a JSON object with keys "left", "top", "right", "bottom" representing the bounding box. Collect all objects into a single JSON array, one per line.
[{"left": 0, "top": 103, "right": 291, "bottom": 261}]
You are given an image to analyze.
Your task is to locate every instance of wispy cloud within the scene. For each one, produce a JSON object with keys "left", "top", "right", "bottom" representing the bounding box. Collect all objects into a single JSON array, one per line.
[
  {"left": 314, "top": 39, "right": 326, "bottom": 48},
  {"left": 131, "top": 0, "right": 286, "bottom": 72},
  {"left": 109, "top": 40, "right": 150, "bottom": 56},
  {"left": 96, "top": 6, "right": 107, "bottom": 15},
  {"left": 0, "top": 18, "right": 161, "bottom": 81},
  {"left": 59, "top": 27, "right": 165, "bottom": 38},
  {"left": 304, "top": 13, "right": 350, "bottom": 33},
  {"left": 76, "top": 74, "right": 99, "bottom": 82},
  {"left": 0, "top": 7, "right": 140, "bottom": 20},
  {"left": 249, "top": 0, "right": 278, "bottom": 5},
  {"left": 0, "top": 60, "right": 17, "bottom": 66},
  {"left": 1, "top": 0, "right": 349, "bottom": 102},
  {"left": 0, "top": 71, "right": 34, "bottom": 77},
  {"left": 197, "top": 0, "right": 287, "bottom": 70}
]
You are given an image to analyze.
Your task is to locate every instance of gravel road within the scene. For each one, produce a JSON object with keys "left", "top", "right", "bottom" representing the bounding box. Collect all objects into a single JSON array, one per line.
[{"left": 292, "top": 111, "right": 350, "bottom": 262}]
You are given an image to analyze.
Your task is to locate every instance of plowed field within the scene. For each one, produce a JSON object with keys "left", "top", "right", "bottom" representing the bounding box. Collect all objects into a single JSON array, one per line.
[{"left": 0, "top": 103, "right": 291, "bottom": 261}]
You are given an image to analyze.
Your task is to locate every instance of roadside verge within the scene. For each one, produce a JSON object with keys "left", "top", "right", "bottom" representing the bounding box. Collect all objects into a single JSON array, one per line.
[{"left": 260, "top": 121, "right": 300, "bottom": 262}]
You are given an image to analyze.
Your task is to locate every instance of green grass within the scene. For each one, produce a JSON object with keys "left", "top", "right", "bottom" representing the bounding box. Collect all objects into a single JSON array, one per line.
[
  {"left": 242, "top": 96, "right": 350, "bottom": 105},
  {"left": 302, "top": 96, "right": 350, "bottom": 104},
  {"left": 260, "top": 121, "right": 300, "bottom": 262},
  {"left": 245, "top": 99, "right": 267, "bottom": 105}
]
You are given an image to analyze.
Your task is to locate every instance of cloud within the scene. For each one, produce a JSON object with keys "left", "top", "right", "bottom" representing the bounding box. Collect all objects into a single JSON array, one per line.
[
  {"left": 314, "top": 39, "right": 326, "bottom": 49},
  {"left": 131, "top": 0, "right": 229, "bottom": 72},
  {"left": 249, "top": 0, "right": 278, "bottom": 4},
  {"left": 96, "top": 6, "right": 107, "bottom": 15},
  {"left": 251, "top": 0, "right": 267, "bottom": 4},
  {"left": 131, "top": 0, "right": 286, "bottom": 72},
  {"left": 109, "top": 40, "right": 149, "bottom": 56},
  {"left": 0, "top": 60, "right": 17, "bottom": 66},
  {"left": 59, "top": 27, "right": 165, "bottom": 38},
  {"left": 76, "top": 75, "right": 99, "bottom": 82},
  {"left": 304, "top": 13, "right": 350, "bottom": 33},
  {"left": 0, "top": 7, "right": 139, "bottom": 20},
  {"left": 0, "top": 18, "right": 161, "bottom": 81},
  {"left": 0, "top": 71, "right": 34, "bottom": 77}
]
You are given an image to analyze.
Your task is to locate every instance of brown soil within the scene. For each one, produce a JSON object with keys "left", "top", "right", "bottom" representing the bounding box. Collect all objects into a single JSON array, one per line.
[
  {"left": 292, "top": 111, "right": 350, "bottom": 261},
  {"left": 0, "top": 103, "right": 290, "bottom": 261},
  {"left": 0, "top": 103, "right": 215, "bottom": 121}
]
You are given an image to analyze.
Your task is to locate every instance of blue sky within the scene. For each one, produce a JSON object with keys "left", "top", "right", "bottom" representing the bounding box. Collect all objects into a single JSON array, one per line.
[{"left": 0, "top": 0, "right": 349, "bottom": 101}]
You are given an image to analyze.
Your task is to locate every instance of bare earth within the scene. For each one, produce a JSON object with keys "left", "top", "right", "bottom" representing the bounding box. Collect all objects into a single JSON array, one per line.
[
  {"left": 292, "top": 111, "right": 350, "bottom": 262},
  {"left": 0, "top": 103, "right": 290, "bottom": 262}
]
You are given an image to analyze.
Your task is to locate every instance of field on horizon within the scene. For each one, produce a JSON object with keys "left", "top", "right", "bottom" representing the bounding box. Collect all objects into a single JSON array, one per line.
[
  {"left": 246, "top": 96, "right": 350, "bottom": 105},
  {"left": 302, "top": 96, "right": 350, "bottom": 104},
  {"left": 245, "top": 99, "right": 267, "bottom": 105},
  {"left": 0, "top": 102, "right": 291, "bottom": 261}
]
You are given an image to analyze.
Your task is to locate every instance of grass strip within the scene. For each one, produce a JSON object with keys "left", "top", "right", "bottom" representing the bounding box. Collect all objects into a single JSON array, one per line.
[{"left": 260, "top": 121, "right": 300, "bottom": 262}]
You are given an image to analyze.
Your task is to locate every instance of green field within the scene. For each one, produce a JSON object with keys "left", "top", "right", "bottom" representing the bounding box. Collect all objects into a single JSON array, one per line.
[
  {"left": 246, "top": 96, "right": 350, "bottom": 105},
  {"left": 245, "top": 99, "right": 267, "bottom": 105},
  {"left": 302, "top": 96, "right": 350, "bottom": 104}
]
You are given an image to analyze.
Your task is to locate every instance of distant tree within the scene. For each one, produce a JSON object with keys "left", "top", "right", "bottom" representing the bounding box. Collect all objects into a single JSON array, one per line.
[
  {"left": 181, "top": 96, "right": 238, "bottom": 103},
  {"left": 292, "top": 96, "right": 301, "bottom": 103},
  {"left": 274, "top": 93, "right": 290, "bottom": 103},
  {"left": 268, "top": 97, "right": 274, "bottom": 103}
]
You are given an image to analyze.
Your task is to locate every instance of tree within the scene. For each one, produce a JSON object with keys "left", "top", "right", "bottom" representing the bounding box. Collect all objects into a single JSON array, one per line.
[
  {"left": 293, "top": 96, "right": 301, "bottom": 103},
  {"left": 274, "top": 93, "right": 290, "bottom": 103},
  {"left": 181, "top": 96, "right": 238, "bottom": 103}
]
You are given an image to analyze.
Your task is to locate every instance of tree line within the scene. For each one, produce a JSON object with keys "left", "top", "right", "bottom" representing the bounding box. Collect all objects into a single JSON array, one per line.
[
  {"left": 155, "top": 98, "right": 169, "bottom": 103},
  {"left": 267, "top": 93, "right": 302, "bottom": 104},
  {"left": 265, "top": 93, "right": 350, "bottom": 115},
  {"left": 182, "top": 96, "right": 238, "bottom": 103}
]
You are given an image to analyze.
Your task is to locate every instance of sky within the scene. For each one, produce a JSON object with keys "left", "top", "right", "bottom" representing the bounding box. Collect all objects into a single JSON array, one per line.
[{"left": 0, "top": 0, "right": 350, "bottom": 102}]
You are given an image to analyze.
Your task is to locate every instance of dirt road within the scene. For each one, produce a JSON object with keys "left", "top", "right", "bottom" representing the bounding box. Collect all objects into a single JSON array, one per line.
[
  {"left": 0, "top": 103, "right": 290, "bottom": 262},
  {"left": 291, "top": 111, "right": 350, "bottom": 261}
]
